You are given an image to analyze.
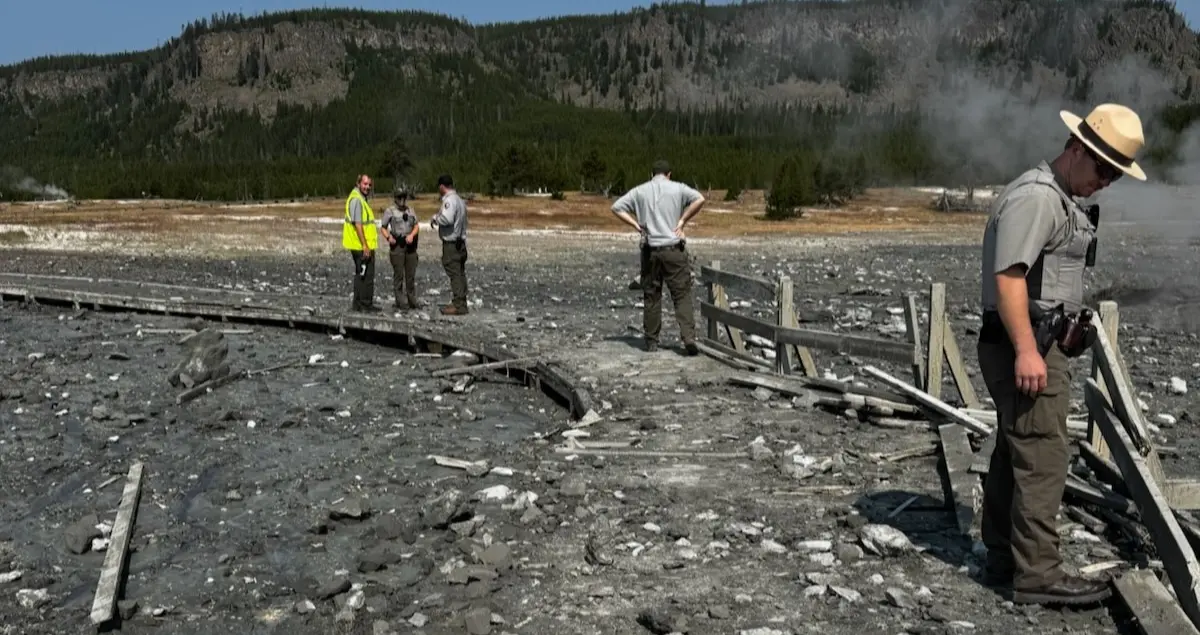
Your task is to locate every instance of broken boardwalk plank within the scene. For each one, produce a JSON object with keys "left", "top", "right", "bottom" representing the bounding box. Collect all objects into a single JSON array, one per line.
[
  {"left": 1086, "top": 378, "right": 1200, "bottom": 630},
  {"left": 90, "top": 461, "right": 145, "bottom": 626}
]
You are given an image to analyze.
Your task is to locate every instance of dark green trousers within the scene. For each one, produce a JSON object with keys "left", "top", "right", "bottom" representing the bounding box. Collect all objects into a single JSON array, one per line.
[
  {"left": 643, "top": 243, "right": 696, "bottom": 345},
  {"left": 389, "top": 245, "right": 419, "bottom": 307},
  {"left": 441, "top": 240, "right": 469, "bottom": 310},
  {"left": 978, "top": 339, "right": 1072, "bottom": 590},
  {"left": 349, "top": 250, "right": 375, "bottom": 310}
]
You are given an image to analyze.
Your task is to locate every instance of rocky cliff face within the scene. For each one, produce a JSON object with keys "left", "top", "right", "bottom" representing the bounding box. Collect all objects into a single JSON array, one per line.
[{"left": 0, "top": 1, "right": 1196, "bottom": 123}]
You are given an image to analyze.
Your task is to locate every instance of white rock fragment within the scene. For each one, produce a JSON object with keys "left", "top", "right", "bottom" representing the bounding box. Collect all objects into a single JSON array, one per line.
[
  {"left": 16, "top": 588, "right": 50, "bottom": 608},
  {"left": 760, "top": 539, "right": 788, "bottom": 554},
  {"left": 1156, "top": 413, "right": 1177, "bottom": 426},
  {"left": 808, "top": 552, "right": 837, "bottom": 567},
  {"left": 474, "top": 485, "right": 512, "bottom": 502},
  {"left": 803, "top": 584, "right": 828, "bottom": 598},
  {"left": 830, "top": 586, "right": 862, "bottom": 603},
  {"left": 0, "top": 571, "right": 22, "bottom": 584},
  {"left": 859, "top": 524, "right": 915, "bottom": 556},
  {"left": 794, "top": 540, "right": 832, "bottom": 552},
  {"left": 1171, "top": 377, "right": 1188, "bottom": 395}
]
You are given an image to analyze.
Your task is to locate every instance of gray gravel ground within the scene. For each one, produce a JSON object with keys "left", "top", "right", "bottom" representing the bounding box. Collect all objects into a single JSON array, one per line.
[{"left": 1, "top": 223, "right": 1198, "bottom": 635}]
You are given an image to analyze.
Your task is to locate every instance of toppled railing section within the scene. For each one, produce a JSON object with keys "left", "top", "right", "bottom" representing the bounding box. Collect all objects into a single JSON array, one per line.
[{"left": 702, "top": 261, "right": 1200, "bottom": 632}]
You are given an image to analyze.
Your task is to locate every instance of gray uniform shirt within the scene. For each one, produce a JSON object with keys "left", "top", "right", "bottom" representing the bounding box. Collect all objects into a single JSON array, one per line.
[
  {"left": 381, "top": 205, "right": 417, "bottom": 248},
  {"left": 432, "top": 190, "right": 467, "bottom": 242},
  {"left": 348, "top": 195, "right": 364, "bottom": 224},
  {"left": 980, "top": 161, "right": 1095, "bottom": 313},
  {"left": 611, "top": 175, "right": 702, "bottom": 247}
]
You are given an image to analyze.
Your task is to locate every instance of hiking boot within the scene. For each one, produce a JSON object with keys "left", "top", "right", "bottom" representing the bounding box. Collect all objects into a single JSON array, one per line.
[
  {"left": 682, "top": 340, "right": 699, "bottom": 356},
  {"left": 407, "top": 296, "right": 422, "bottom": 310},
  {"left": 441, "top": 304, "right": 468, "bottom": 316},
  {"left": 1012, "top": 575, "right": 1112, "bottom": 606},
  {"left": 645, "top": 339, "right": 658, "bottom": 352},
  {"left": 979, "top": 567, "right": 1013, "bottom": 589}
]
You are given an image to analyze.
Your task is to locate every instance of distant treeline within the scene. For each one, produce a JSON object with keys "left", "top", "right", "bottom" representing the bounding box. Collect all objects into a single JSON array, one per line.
[{"left": 1, "top": 3, "right": 1197, "bottom": 202}]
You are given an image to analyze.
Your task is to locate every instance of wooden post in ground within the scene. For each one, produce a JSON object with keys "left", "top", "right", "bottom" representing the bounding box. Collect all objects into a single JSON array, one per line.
[
  {"left": 708, "top": 261, "right": 746, "bottom": 353},
  {"left": 706, "top": 260, "right": 720, "bottom": 342},
  {"left": 903, "top": 293, "right": 926, "bottom": 390},
  {"left": 922, "top": 283, "right": 979, "bottom": 408},
  {"left": 775, "top": 276, "right": 795, "bottom": 375},
  {"left": 776, "top": 276, "right": 817, "bottom": 377},
  {"left": 926, "top": 283, "right": 947, "bottom": 400}
]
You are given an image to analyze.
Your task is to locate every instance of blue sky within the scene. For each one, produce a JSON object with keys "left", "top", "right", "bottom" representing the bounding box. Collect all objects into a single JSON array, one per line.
[{"left": 1, "top": 0, "right": 1198, "bottom": 65}]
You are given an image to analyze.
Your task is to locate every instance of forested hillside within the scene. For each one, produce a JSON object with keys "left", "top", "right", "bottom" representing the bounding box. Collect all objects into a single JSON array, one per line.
[{"left": 1, "top": 0, "right": 1198, "bottom": 201}]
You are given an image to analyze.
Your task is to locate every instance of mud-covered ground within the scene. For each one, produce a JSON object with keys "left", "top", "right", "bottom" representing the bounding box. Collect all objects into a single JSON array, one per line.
[{"left": 1, "top": 223, "right": 1199, "bottom": 635}]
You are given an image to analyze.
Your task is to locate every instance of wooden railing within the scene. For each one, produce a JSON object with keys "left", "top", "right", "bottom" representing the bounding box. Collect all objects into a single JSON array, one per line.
[{"left": 698, "top": 261, "right": 977, "bottom": 407}]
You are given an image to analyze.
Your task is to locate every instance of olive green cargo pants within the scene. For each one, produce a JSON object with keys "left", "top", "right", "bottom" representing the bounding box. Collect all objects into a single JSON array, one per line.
[
  {"left": 389, "top": 245, "right": 419, "bottom": 307},
  {"left": 643, "top": 243, "right": 696, "bottom": 345},
  {"left": 441, "top": 240, "right": 468, "bottom": 311},
  {"left": 977, "top": 339, "right": 1072, "bottom": 590}
]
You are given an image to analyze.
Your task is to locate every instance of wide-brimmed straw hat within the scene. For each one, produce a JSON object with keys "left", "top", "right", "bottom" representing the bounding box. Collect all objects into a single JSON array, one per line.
[{"left": 1059, "top": 103, "right": 1146, "bottom": 181}]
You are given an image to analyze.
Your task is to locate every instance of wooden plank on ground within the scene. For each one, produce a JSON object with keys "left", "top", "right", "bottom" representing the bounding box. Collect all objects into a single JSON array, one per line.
[
  {"left": 430, "top": 357, "right": 539, "bottom": 378},
  {"left": 1114, "top": 568, "right": 1200, "bottom": 635},
  {"left": 696, "top": 338, "right": 770, "bottom": 371},
  {"left": 698, "top": 301, "right": 777, "bottom": 341},
  {"left": 970, "top": 430, "right": 997, "bottom": 474},
  {"left": 926, "top": 283, "right": 946, "bottom": 400},
  {"left": 862, "top": 365, "right": 992, "bottom": 436},
  {"left": 698, "top": 265, "right": 776, "bottom": 299},
  {"left": 773, "top": 325, "right": 914, "bottom": 365},
  {"left": 175, "top": 369, "right": 247, "bottom": 405},
  {"left": 938, "top": 423, "right": 979, "bottom": 537},
  {"left": 90, "top": 461, "right": 145, "bottom": 626},
  {"left": 1085, "top": 378, "right": 1200, "bottom": 630},
  {"left": 902, "top": 293, "right": 926, "bottom": 390},
  {"left": 725, "top": 370, "right": 910, "bottom": 404},
  {"left": 1166, "top": 480, "right": 1200, "bottom": 511}
]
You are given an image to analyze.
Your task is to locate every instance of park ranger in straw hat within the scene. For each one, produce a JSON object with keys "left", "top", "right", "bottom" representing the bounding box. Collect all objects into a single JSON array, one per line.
[{"left": 975, "top": 103, "right": 1146, "bottom": 606}]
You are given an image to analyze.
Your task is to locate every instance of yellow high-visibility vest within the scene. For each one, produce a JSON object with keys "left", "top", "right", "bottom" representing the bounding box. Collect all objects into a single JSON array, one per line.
[{"left": 342, "top": 188, "right": 377, "bottom": 251}]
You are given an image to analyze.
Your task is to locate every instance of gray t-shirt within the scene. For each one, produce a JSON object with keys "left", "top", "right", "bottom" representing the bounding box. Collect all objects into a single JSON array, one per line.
[
  {"left": 381, "top": 205, "right": 417, "bottom": 246},
  {"left": 611, "top": 175, "right": 702, "bottom": 247},
  {"left": 980, "top": 161, "right": 1083, "bottom": 312},
  {"left": 432, "top": 191, "right": 468, "bottom": 241},
  {"left": 348, "top": 196, "right": 364, "bottom": 224}
]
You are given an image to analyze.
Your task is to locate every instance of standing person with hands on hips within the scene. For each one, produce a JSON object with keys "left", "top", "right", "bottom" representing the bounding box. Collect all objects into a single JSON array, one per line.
[
  {"left": 611, "top": 159, "right": 706, "bottom": 355},
  {"left": 430, "top": 174, "right": 470, "bottom": 316},
  {"left": 976, "top": 103, "right": 1146, "bottom": 606},
  {"left": 343, "top": 174, "right": 381, "bottom": 313}
]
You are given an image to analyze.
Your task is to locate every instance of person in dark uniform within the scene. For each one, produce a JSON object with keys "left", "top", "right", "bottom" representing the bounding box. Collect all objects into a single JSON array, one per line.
[
  {"left": 976, "top": 103, "right": 1146, "bottom": 606},
  {"left": 380, "top": 187, "right": 422, "bottom": 310},
  {"left": 430, "top": 174, "right": 469, "bottom": 316}
]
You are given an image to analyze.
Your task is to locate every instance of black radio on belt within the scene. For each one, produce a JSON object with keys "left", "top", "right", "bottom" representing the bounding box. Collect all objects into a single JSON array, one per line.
[{"left": 1084, "top": 204, "right": 1099, "bottom": 268}]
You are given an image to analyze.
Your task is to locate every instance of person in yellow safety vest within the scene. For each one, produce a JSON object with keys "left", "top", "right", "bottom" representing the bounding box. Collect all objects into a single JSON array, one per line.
[{"left": 344, "top": 174, "right": 382, "bottom": 312}]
